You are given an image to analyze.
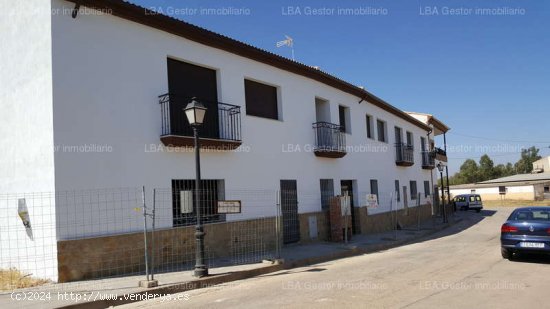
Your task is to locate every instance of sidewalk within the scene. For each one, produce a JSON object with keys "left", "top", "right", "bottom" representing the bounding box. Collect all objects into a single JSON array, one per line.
[{"left": 1, "top": 212, "right": 466, "bottom": 309}]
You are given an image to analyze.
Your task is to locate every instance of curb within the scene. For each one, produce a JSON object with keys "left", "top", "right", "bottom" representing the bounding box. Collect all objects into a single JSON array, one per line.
[
  {"left": 284, "top": 218, "right": 460, "bottom": 269},
  {"left": 58, "top": 218, "right": 460, "bottom": 309}
]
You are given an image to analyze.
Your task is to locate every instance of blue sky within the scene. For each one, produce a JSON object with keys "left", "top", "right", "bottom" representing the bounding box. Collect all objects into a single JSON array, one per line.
[{"left": 133, "top": 0, "right": 550, "bottom": 173}]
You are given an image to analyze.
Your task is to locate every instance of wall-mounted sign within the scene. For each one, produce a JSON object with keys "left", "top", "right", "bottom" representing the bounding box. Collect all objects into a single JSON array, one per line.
[
  {"left": 218, "top": 200, "right": 241, "bottom": 214},
  {"left": 366, "top": 194, "right": 378, "bottom": 208}
]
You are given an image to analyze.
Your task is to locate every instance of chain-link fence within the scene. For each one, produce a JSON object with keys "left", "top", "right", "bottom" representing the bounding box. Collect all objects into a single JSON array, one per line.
[
  {"left": 0, "top": 185, "right": 437, "bottom": 292},
  {"left": 0, "top": 192, "right": 57, "bottom": 290},
  {"left": 0, "top": 188, "right": 146, "bottom": 289},
  {"left": 148, "top": 188, "right": 281, "bottom": 279}
]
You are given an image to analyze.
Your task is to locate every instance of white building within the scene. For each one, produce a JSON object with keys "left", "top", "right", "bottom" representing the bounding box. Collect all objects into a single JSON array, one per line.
[
  {"left": 0, "top": 0, "right": 449, "bottom": 281},
  {"left": 450, "top": 157, "right": 550, "bottom": 201}
]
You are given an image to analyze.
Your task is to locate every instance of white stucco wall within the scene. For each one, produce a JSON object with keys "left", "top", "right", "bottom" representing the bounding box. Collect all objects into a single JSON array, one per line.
[
  {"left": 533, "top": 157, "right": 550, "bottom": 173},
  {"left": 0, "top": 0, "right": 57, "bottom": 280},
  {"left": 50, "top": 0, "right": 435, "bottom": 239},
  {"left": 450, "top": 185, "right": 535, "bottom": 201}
]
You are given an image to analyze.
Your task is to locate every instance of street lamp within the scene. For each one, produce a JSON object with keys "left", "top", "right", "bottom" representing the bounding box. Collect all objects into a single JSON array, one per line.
[
  {"left": 437, "top": 163, "right": 448, "bottom": 223},
  {"left": 184, "top": 97, "right": 208, "bottom": 278}
]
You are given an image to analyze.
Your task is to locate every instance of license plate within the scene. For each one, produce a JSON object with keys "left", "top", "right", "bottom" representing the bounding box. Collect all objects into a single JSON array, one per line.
[{"left": 520, "top": 242, "right": 545, "bottom": 248}]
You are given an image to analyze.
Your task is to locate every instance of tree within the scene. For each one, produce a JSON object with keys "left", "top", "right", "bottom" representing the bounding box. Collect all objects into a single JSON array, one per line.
[
  {"left": 514, "top": 146, "right": 541, "bottom": 174},
  {"left": 478, "top": 154, "right": 495, "bottom": 181},
  {"left": 505, "top": 162, "right": 515, "bottom": 176},
  {"left": 459, "top": 159, "right": 480, "bottom": 184},
  {"left": 447, "top": 146, "right": 541, "bottom": 185}
]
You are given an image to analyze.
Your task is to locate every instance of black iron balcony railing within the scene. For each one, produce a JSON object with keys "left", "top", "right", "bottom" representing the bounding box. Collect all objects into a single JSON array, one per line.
[
  {"left": 421, "top": 150, "right": 436, "bottom": 169},
  {"left": 395, "top": 143, "right": 414, "bottom": 166},
  {"left": 434, "top": 147, "right": 446, "bottom": 156},
  {"left": 434, "top": 147, "right": 448, "bottom": 162},
  {"left": 313, "top": 122, "right": 346, "bottom": 158},
  {"left": 158, "top": 93, "right": 242, "bottom": 148}
]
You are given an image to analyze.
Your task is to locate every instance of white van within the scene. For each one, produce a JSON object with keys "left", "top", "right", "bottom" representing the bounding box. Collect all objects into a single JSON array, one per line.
[{"left": 453, "top": 194, "right": 483, "bottom": 213}]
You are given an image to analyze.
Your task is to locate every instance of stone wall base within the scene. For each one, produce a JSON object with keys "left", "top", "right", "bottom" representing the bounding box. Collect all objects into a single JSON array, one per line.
[{"left": 57, "top": 205, "right": 436, "bottom": 282}]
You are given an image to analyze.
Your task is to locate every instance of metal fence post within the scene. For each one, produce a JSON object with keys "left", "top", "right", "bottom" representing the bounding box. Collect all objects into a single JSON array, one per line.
[
  {"left": 151, "top": 189, "right": 156, "bottom": 281},
  {"left": 417, "top": 193, "right": 421, "bottom": 230},
  {"left": 390, "top": 192, "right": 396, "bottom": 240},
  {"left": 142, "top": 186, "right": 149, "bottom": 282},
  {"left": 343, "top": 192, "right": 348, "bottom": 244},
  {"left": 138, "top": 187, "right": 158, "bottom": 288},
  {"left": 275, "top": 190, "right": 281, "bottom": 260}
]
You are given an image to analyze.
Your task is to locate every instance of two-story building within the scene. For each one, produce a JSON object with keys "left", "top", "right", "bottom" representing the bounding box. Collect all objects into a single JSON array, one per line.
[{"left": 0, "top": 0, "right": 450, "bottom": 281}]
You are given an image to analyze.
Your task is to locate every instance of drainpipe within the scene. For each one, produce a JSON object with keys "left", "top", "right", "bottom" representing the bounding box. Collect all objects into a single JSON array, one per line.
[
  {"left": 443, "top": 132, "right": 452, "bottom": 215},
  {"left": 427, "top": 130, "right": 436, "bottom": 215}
]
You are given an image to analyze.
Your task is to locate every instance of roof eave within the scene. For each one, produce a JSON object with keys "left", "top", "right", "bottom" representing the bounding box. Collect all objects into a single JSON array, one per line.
[{"left": 65, "top": 0, "right": 431, "bottom": 131}]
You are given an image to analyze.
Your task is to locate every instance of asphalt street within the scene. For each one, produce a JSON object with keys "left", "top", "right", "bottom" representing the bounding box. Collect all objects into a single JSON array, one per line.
[{"left": 118, "top": 207, "right": 550, "bottom": 309}]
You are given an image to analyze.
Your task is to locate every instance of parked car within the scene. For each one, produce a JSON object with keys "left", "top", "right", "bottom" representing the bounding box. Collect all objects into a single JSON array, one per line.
[
  {"left": 501, "top": 207, "right": 550, "bottom": 260},
  {"left": 452, "top": 194, "right": 483, "bottom": 212}
]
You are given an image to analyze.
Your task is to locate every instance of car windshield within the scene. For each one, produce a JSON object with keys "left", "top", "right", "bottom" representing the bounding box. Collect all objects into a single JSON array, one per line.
[{"left": 513, "top": 210, "right": 550, "bottom": 221}]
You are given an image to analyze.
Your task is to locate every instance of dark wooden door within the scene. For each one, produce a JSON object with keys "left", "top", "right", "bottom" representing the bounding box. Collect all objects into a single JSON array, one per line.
[
  {"left": 167, "top": 58, "right": 219, "bottom": 138},
  {"left": 280, "top": 180, "right": 300, "bottom": 244}
]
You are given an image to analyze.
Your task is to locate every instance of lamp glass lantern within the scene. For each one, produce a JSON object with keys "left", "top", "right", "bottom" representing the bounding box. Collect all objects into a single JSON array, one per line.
[
  {"left": 437, "top": 163, "right": 445, "bottom": 173},
  {"left": 184, "top": 98, "right": 207, "bottom": 126}
]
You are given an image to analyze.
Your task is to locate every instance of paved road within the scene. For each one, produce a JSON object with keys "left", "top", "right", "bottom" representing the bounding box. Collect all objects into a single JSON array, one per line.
[{"left": 118, "top": 208, "right": 550, "bottom": 309}]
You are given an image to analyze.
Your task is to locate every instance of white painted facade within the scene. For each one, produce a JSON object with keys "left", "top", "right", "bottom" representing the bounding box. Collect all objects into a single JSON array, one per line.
[
  {"left": 0, "top": 0, "right": 58, "bottom": 280},
  {"left": 450, "top": 185, "right": 535, "bottom": 198},
  {"left": 1, "top": 0, "right": 444, "bottom": 280},
  {"left": 533, "top": 157, "right": 550, "bottom": 173}
]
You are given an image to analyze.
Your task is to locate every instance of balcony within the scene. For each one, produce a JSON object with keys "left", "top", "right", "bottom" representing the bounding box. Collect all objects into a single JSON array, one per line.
[
  {"left": 421, "top": 150, "right": 435, "bottom": 169},
  {"left": 395, "top": 143, "right": 414, "bottom": 166},
  {"left": 312, "top": 122, "right": 346, "bottom": 158},
  {"left": 434, "top": 147, "right": 448, "bottom": 162},
  {"left": 158, "top": 94, "right": 242, "bottom": 149}
]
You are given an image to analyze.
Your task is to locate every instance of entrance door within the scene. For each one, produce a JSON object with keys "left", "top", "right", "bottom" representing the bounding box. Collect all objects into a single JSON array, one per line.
[
  {"left": 280, "top": 180, "right": 300, "bottom": 244},
  {"left": 340, "top": 180, "right": 357, "bottom": 234}
]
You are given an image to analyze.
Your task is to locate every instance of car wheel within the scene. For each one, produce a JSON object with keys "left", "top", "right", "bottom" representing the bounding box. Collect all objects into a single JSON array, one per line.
[
  {"left": 476, "top": 209, "right": 481, "bottom": 213},
  {"left": 501, "top": 248, "right": 513, "bottom": 260}
]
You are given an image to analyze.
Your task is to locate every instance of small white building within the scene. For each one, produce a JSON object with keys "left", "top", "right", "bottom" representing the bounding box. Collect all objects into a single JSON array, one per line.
[
  {"left": 1, "top": 0, "right": 450, "bottom": 281},
  {"left": 449, "top": 158, "right": 550, "bottom": 201},
  {"left": 532, "top": 157, "right": 550, "bottom": 174}
]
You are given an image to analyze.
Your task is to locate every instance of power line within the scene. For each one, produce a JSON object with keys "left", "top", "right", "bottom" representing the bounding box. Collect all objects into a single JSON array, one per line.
[
  {"left": 448, "top": 146, "right": 550, "bottom": 160},
  {"left": 448, "top": 153, "right": 521, "bottom": 160},
  {"left": 447, "top": 132, "right": 550, "bottom": 144}
]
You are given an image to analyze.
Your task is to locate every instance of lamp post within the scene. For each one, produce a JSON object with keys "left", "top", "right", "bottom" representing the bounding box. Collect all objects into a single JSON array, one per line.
[
  {"left": 184, "top": 97, "right": 208, "bottom": 278},
  {"left": 437, "top": 163, "right": 448, "bottom": 223}
]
